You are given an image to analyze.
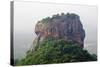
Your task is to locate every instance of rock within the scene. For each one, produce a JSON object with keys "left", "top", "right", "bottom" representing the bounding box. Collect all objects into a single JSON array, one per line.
[{"left": 34, "top": 13, "right": 85, "bottom": 50}]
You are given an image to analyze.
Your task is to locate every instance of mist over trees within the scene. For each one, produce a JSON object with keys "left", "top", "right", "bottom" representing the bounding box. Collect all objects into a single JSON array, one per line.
[{"left": 15, "top": 13, "right": 97, "bottom": 66}]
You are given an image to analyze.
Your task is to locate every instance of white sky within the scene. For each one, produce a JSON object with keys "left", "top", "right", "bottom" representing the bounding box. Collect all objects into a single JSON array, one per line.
[{"left": 14, "top": 1, "right": 98, "bottom": 58}]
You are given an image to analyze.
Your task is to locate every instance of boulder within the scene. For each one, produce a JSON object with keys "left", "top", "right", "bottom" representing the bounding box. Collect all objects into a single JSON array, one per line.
[{"left": 35, "top": 13, "right": 85, "bottom": 49}]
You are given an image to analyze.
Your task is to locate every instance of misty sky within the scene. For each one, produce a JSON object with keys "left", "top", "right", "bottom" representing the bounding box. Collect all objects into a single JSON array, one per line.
[{"left": 14, "top": 1, "right": 98, "bottom": 59}]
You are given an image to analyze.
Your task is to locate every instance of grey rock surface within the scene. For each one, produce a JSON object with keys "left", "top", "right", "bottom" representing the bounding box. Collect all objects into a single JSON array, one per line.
[{"left": 35, "top": 13, "right": 85, "bottom": 49}]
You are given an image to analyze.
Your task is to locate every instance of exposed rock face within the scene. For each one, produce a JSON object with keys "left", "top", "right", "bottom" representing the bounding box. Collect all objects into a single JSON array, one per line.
[{"left": 35, "top": 13, "right": 85, "bottom": 49}]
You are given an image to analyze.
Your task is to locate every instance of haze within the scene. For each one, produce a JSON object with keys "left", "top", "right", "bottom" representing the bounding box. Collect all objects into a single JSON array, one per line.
[{"left": 14, "top": 1, "right": 98, "bottom": 59}]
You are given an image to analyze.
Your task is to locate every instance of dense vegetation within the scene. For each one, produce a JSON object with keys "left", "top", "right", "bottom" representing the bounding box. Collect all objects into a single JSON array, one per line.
[{"left": 15, "top": 38, "right": 97, "bottom": 66}]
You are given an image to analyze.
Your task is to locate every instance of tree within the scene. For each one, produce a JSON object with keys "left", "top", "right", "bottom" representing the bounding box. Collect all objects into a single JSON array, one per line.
[{"left": 15, "top": 39, "right": 97, "bottom": 66}]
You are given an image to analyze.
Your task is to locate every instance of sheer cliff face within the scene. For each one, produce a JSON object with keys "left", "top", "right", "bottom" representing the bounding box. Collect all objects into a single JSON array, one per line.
[{"left": 35, "top": 13, "right": 85, "bottom": 48}]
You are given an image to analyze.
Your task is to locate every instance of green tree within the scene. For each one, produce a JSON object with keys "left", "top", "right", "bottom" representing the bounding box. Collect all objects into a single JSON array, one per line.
[{"left": 16, "top": 39, "right": 97, "bottom": 66}]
